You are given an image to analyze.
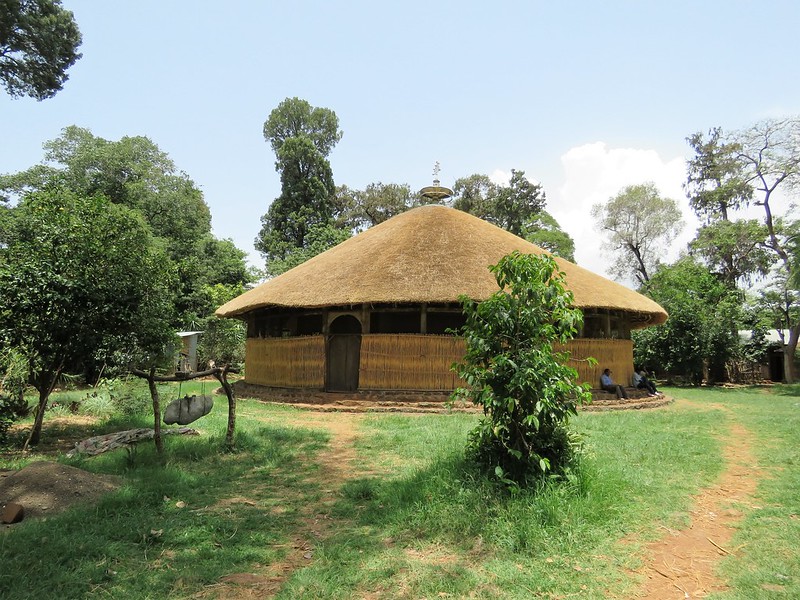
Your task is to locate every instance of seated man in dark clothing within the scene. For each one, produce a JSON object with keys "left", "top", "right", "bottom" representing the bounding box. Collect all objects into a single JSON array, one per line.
[
  {"left": 600, "top": 368, "right": 629, "bottom": 399},
  {"left": 632, "top": 367, "right": 660, "bottom": 396}
]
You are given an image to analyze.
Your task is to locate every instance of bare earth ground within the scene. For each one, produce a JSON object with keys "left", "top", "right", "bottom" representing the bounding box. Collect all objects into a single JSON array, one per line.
[
  {"left": 634, "top": 400, "right": 761, "bottom": 599},
  {"left": 1, "top": 396, "right": 763, "bottom": 598}
]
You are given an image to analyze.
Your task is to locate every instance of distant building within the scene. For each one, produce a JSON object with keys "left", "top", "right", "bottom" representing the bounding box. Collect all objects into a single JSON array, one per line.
[
  {"left": 739, "top": 329, "right": 793, "bottom": 382},
  {"left": 176, "top": 331, "right": 203, "bottom": 372}
]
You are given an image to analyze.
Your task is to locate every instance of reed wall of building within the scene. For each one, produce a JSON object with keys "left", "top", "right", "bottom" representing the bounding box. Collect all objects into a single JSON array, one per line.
[
  {"left": 244, "top": 334, "right": 634, "bottom": 391},
  {"left": 359, "top": 334, "right": 466, "bottom": 391},
  {"left": 245, "top": 336, "right": 325, "bottom": 388},
  {"left": 557, "top": 338, "right": 634, "bottom": 388}
]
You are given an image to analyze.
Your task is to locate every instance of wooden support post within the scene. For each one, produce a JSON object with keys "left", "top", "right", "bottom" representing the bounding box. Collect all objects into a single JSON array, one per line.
[
  {"left": 130, "top": 365, "right": 240, "bottom": 455},
  {"left": 214, "top": 366, "right": 237, "bottom": 450},
  {"left": 147, "top": 367, "right": 164, "bottom": 456}
]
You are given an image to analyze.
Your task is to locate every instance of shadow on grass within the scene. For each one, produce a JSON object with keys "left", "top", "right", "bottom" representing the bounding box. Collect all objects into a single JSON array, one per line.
[
  {"left": 0, "top": 424, "right": 330, "bottom": 600},
  {"left": 277, "top": 452, "right": 605, "bottom": 599},
  {"left": 771, "top": 383, "right": 800, "bottom": 397}
]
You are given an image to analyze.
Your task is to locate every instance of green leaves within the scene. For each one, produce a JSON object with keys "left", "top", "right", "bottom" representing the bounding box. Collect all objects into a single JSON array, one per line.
[
  {"left": 0, "top": 188, "right": 177, "bottom": 388},
  {"left": 453, "top": 252, "right": 591, "bottom": 488},
  {"left": 257, "top": 99, "right": 342, "bottom": 274},
  {"left": 590, "top": 182, "right": 684, "bottom": 285},
  {"left": 0, "top": 0, "right": 83, "bottom": 100}
]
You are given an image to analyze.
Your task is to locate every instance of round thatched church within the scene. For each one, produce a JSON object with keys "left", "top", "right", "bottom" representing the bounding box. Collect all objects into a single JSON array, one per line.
[{"left": 216, "top": 205, "right": 667, "bottom": 392}]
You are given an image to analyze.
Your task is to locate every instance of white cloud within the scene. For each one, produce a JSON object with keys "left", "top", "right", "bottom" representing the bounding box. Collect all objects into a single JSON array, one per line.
[
  {"left": 488, "top": 169, "right": 511, "bottom": 185},
  {"left": 547, "top": 142, "right": 699, "bottom": 284}
]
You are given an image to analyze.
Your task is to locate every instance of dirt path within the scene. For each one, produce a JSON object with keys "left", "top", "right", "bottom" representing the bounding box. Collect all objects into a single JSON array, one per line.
[
  {"left": 200, "top": 411, "right": 366, "bottom": 599},
  {"left": 636, "top": 400, "right": 762, "bottom": 598}
]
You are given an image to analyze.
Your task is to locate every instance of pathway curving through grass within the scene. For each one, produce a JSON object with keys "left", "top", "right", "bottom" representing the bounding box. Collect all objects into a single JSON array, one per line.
[{"left": 636, "top": 400, "right": 761, "bottom": 599}]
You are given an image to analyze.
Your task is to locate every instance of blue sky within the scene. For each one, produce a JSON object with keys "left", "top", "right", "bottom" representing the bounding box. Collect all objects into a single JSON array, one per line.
[{"left": 2, "top": 1, "right": 799, "bottom": 281}]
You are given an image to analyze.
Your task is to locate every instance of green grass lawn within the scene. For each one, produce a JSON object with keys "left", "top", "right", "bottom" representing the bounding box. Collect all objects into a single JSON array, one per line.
[{"left": 1, "top": 384, "right": 798, "bottom": 598}]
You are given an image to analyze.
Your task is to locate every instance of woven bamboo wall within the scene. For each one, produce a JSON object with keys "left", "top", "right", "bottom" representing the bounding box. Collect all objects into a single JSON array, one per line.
[
  {"left": 245, "top": 336, "right": 325, "bottom": 388},
  {"left": 359, "top": 334, "right": 466, "bottom": 391},
  {"left": 243, "top": 335, "right": 633, "bottom": 391},
  {"left": 557, "top": 339, "right": 634, "bottom": 388}
]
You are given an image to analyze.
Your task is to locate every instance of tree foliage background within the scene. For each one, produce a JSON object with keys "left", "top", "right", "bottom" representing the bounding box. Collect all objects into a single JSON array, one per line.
[
  {"left": 0, "top": 126, "right": 252, "bottom": 330},
  {"left": 0, "top": 189, "right": 177, "bottom": 444},
  {"left": 0, "top": 0, "right": 82, "bottom": 100}
]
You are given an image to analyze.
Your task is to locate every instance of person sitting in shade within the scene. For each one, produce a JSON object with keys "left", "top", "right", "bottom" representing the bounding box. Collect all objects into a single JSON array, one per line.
[
  {"left": 600, "top": 368, "right": 629, "bottom": 399},
  {"left": 632, "top": 367, "right": 660, "bottom": 397}
]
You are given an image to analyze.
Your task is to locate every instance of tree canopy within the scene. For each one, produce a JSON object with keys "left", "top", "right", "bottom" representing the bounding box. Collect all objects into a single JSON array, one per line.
[
  {"left": 256, "top": 99, "right": 342, "bottom": 275},
  {"left": 0, "top": 126, "right": 251, "bottom": 328},
  {"left": 450, "top": 170, "right": 575, "bottom": 260},
  {"left": 524, "top": 210, "right": 576, "bottom": 262},
  {"left": 452, "top": 170, "right": 546, "bottom": 236},
  {"left": 0, "top": 188, "right": 176, "bottom": 445},
  {"left": 591, "top": 182, "right": 684, "bottom": 285},
  {"left": 685, "top": 127, "right": 753, "bottom": 222},
  {"left": 263, "top": 96, "right": 342, "bottom": 158},
  {"left": 633, "top": 257, "right": 741, "bottom": 384},
  {"left": 0, "top": 0, "right": 82, "bottom": 100}
]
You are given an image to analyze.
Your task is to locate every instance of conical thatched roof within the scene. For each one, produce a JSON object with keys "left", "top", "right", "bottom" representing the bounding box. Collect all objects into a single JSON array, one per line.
[{"left": 218, "top": 205, "right": 667, "bottom": 326}]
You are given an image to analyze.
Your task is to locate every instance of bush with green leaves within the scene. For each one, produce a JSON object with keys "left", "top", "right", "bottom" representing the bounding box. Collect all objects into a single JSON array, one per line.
[
  {"left": 633, "top": 257, "right": 742, "bottom": 384},
  {"left": 196, "top": 283, "right": 248, "bottom": 369},
  {"left": 101, "top": 377, "right": 153, "bottom": 417},
  {"left": 452, "top": 252, "right": 593, "bottom": 488},
  {"left": 0, "top": 348, "right": 30, "bottom": 444}
]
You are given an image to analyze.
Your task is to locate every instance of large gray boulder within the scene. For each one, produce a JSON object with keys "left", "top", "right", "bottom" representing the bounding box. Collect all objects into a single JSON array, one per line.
[{"left": 163, "top": 395, "right": 214, "bottom": 425}]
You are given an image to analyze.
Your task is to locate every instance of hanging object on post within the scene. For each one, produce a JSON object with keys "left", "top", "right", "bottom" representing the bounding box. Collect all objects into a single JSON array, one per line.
[{"left": 164, "top": 394, "right": 214, "bottom": 425}]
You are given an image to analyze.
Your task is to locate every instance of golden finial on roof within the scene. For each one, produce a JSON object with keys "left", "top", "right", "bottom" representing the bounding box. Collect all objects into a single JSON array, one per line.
[{"left": 420, "top": 161, "right": 453, "bottom": 201}]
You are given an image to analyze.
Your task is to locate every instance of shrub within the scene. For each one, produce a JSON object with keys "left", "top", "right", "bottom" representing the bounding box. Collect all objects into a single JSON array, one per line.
[
  {"left": 102, "top": 377, "right": 153, "bottom": 417},
  {"left": 0, "top": 348, "right": 29, "bottom": 444},
  {"left": 452, "top": 252, "right": 593, "bottom": 488}
]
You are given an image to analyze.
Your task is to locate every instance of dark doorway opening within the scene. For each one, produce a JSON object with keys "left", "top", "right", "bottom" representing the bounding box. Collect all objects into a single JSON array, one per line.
[
  {"left": 326, "top": 315, "right": 362, "bottom": 392},
  {"left": 769, "top": 348, "right": 785, "bottom": 382}
]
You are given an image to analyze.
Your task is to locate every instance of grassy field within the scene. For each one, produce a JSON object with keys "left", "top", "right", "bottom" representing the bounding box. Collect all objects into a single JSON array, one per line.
[{"left": 0, "top": 382, "right": 798, "bottom": 598}]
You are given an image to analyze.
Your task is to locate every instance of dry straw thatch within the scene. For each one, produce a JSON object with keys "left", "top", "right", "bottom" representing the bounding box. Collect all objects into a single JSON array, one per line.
[{"left": 217, "top": 205, "right": 666, "bottom": 326}]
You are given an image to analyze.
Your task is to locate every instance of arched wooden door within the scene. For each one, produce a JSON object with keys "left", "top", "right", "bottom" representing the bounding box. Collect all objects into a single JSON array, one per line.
[{"left": 326, "top": 315, "right": 362, "bottom": 392}]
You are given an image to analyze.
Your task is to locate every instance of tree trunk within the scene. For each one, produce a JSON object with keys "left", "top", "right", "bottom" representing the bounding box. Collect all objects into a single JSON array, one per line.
[
  {"left": 23, "top": 387, "right": 49, "bottom": 450},
  {"left": 22, "top": 362, "right": 63, "bottom": 450},
  {"left": 784, "top": 323, "right": 799, "bottom": 384},
  {"left": 146, "top": 368, "right": 164, "bottom": 456},
  {"left": 215, "top": 368, "right": 237, "bottom": 449}
]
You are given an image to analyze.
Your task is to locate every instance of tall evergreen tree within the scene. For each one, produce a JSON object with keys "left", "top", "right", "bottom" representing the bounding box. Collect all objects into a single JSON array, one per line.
[{"left": 256, "top": 98, "right": 341, "bottom": 275}]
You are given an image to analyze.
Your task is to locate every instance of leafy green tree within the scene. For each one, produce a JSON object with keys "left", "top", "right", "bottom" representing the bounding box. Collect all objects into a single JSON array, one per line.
[
  {"left": 453, "top": 252, "right": 592, "bottom": 487},
  {"left": 451, "top": 170, "right": 575, "bottom": 259},
  {"left": 452, "top": 174, "right": 501, "bottom": 221},
  {"left": 634, "top": 258, "right": 742, "bottom": 384},
  {"left": 256, "top": 99, "right": 341, "bottom": 274},
  {"left": 334, "top": 182, "right": 422, "bottom": 231},
  {"left": 0, "top": 0, "right": 82, "bottom": 100},
  {"left": 685, "top": 127, "right": 753, "bottom": 222},
  {"left": 452, "top": 170, "right": 546, "bottom": 237},
  {"left": 263, "top": 96, "right": 342, "bottom": 158},
  {"left": 0, "top": 347, "right": 29, "bottom": 444},
  {"left": 524, "top": 210, "right": 576, "bottom": 261},
  {"left": 689, "top": 219, "right": 771, "bottom": 287},
  {"left": 591, "top": 182, "right": 684, "bottom": 285},
  {"left": 0, "top": 188, "right": 176, "bottom": 446},
  {"left": 688, "top": 118, "right": 800, "bottom": 380},
  {"left": 197, "top": 284, "right": 248, "bottom": 369},
  {"left": 0, "top": 126, "right": 251, "bottom": 327}
]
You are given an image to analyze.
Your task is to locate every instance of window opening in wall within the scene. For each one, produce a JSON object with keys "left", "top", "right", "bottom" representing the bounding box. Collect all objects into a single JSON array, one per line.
[
  {"left": 427, "top": 311, "right": 466, "bottom": 334},
  {"left": 371, "top": 311, "right": 421, "bottom": 334}
]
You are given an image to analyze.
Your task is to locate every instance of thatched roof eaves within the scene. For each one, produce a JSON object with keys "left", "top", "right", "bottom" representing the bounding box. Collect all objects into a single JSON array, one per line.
[{"left": 217, "top": 205, "right": 667, "bottom": 326}]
